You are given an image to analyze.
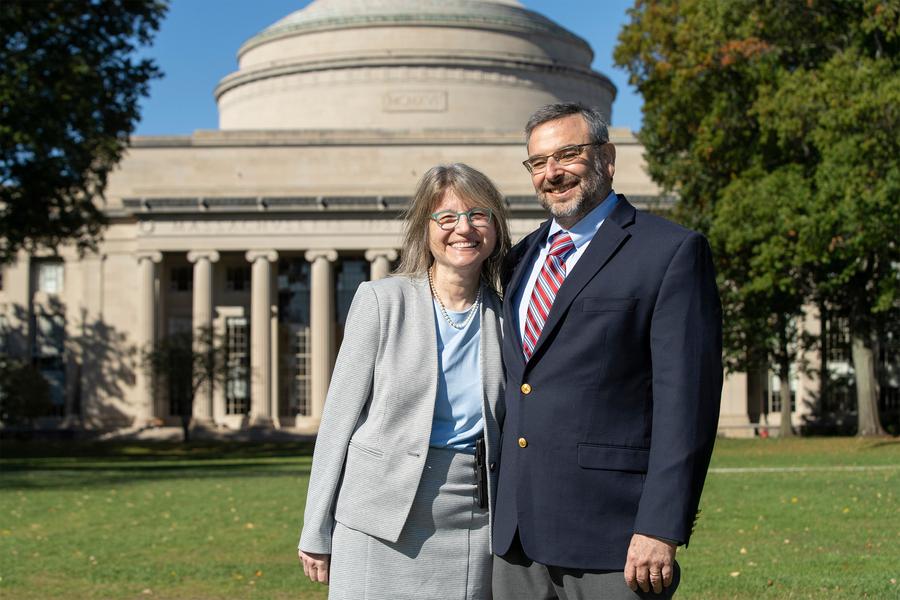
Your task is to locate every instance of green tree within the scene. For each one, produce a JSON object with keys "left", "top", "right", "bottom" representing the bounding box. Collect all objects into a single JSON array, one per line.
[
  {"left": 711, "top": 167, "right": 813, "bottom": 436},
  {"left": 0, "top": 0, "right": 167, "bottom": 264},
  {"left": 141, "top": 327, "right": 228, "bottom": 442},
  {"left": 615, "top": 0, "right": 900, "bottom": 435}
]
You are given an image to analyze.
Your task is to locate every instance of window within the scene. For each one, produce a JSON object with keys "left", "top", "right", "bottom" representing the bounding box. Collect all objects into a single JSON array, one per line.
[
  {"left": 769, "top": 373, "right": 796, "bottom": 413},
  {"left": 33, "top": 312, "right": 65, "bottom": 358},
  {"left": 225, "top": 316, "right": 250, "bottom": 415},
  {"left": 226, "top": 267, "right": 251, "bottom": 292},
  {"left": 169, "top": 266, "right": 193, "bottom": 292},
  {"left": 35, "top": 261, "right": 64, "bottom": 294},
  {"left": 824, "top": 314, "right": 851, "bottom": 363},
  {"left": 279, "top": 324, "right": 311, "bottom": 417},
  {"left": 32, "top": 311, "right": 66, "bottom": 417},
  {"left": 278, "top": 259, "right": 311, "bottom": 417},
  {"left": 335, "top": 259, "right": 369, "bottom": 326}
]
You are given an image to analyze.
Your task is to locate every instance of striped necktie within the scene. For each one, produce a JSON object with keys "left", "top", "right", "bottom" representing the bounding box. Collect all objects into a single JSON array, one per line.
[{"left": 523, "top": 231, "right": 575, "bottom": 360}]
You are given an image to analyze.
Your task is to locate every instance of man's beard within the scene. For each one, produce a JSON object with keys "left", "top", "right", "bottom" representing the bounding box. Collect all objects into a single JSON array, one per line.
[{"left": 537, "top": 159, "right": 610, "bottom": 220}]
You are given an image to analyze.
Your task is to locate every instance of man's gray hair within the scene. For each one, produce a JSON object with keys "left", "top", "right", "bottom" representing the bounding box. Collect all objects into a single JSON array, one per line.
[{"left": 525, "top": 103, "right": 609, "bottom": 146}]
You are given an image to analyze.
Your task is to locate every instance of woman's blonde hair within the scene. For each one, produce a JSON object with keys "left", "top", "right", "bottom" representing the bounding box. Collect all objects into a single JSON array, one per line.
[{"left": 395, "top": 163, "right": 511, "bottom": 292}]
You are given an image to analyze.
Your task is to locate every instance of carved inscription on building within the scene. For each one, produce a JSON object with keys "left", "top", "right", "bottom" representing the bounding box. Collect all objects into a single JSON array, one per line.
[
  {"left": 139, "top": 219, "right": 400, "bottom": 238},
  {"left": 383, "top": 90, "right": 448, "bottom": 112}
]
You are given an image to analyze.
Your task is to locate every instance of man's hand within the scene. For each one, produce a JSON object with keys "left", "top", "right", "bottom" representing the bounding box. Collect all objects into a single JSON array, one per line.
[
  {"left": 624, "top": 533, "right": 676, "bottom": 594},
  {"left": 298, "top": 549, "right": 330, "bottom": 584}
]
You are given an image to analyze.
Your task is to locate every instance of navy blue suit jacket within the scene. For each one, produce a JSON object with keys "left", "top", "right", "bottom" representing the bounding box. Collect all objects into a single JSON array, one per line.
[{"left": 493, "top": 195, "right": 723, "bottom": 570}]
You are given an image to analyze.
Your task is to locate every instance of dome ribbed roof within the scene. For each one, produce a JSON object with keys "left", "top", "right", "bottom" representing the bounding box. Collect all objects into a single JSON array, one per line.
[{"left": 240, "top": 0, "right": 589, "bottom": 57}]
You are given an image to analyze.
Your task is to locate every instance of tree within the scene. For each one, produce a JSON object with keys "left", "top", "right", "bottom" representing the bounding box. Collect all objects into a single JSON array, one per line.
[
  {"left": 710, "top": 167, "right": 813, "bottom": 436},
  {"left": 0, "top": 0, "right": 167, "bottom": 263},
  {"left": 615, "top": 0, "right": 900, "bottom": 436},
  {"left": 141, "top": 327, "right": 228, "bottom": 442}
]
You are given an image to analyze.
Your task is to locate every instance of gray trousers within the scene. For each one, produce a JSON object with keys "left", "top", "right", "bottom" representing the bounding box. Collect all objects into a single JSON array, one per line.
[{"left": 493, "top": 534, "right": 680, "bottom": 600}]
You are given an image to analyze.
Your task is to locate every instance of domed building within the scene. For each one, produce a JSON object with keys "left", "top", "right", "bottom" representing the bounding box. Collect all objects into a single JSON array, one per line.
[{"left": 1, "top": 0, "right": 769, "bottom": 435}]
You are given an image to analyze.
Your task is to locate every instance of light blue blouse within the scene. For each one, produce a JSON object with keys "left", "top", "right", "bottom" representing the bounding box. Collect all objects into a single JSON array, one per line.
[{"left": 429, "top": 298, "right": 483, "bottom": 453}]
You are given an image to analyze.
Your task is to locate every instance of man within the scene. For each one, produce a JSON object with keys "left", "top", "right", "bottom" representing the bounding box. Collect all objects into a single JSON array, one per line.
[{"left": 493, "top": 103, "right": 723, "bottom": 599}]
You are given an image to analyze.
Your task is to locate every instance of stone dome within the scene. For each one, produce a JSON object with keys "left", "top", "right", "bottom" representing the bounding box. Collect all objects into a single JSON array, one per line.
[{"left": 215, "top": 0, "right": 616, "bottom": 131}]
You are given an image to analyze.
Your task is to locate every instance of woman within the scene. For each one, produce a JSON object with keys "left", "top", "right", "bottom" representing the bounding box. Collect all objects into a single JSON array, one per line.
[{"left": 298, "top": 163, "right": 511, "bottom": 599}]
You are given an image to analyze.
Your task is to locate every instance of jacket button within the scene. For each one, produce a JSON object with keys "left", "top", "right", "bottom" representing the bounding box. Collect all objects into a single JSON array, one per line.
[
  {"left": 518, "top": 437, "right": 528, "bottom": 448},
  {"left": 489, "top": 462, "right": 496, "bottom": 471},
  {"left": 520, "top": 383, "right": 532, "bottom": 394}
]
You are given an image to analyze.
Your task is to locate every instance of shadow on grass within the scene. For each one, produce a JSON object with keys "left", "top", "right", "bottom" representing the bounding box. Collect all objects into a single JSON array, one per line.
[
  {"left": 863, "top": 439, "right": 900, "bottom": 450},
  {"left": 0, "top": 441, "right": 316, "bottom": 490},
  {"left": 0, "top": 440, "right": 316, "bottom": 460}
]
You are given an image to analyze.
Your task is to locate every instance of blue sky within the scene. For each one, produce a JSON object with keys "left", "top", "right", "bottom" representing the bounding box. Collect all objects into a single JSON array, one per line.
[{"left": 134, "top": 0, "right": 643, "bottom": 136}]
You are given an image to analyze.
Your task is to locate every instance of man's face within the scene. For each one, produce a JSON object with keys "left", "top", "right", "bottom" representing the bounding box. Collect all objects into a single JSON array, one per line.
[{"left": 526, "top": 114, "right": 614, "bottom": 224}]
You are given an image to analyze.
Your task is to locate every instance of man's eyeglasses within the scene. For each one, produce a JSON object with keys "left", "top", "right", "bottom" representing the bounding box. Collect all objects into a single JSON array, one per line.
[
  {"left": 522, "top": 142, "right": 605, "bottom": 174},
  {"left": 430, "top": 207, "right": 494, "bottom": 231}
]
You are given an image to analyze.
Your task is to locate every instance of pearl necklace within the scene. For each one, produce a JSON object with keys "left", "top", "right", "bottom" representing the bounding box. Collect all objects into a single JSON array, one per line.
[{"left": 427, "top": 268, "right": 481, "bottom": 330}]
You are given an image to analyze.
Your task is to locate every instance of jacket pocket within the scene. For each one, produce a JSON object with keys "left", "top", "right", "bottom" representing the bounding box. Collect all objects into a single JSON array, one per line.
[
  {"left": 581, "top": 297, "right": 638, "bottom": 312},
  {"left": 348, "top": 439, "right": 384, "bottom": 459},
  {"left": 577, "top": 443, "right": 649, "bottom": 473}
]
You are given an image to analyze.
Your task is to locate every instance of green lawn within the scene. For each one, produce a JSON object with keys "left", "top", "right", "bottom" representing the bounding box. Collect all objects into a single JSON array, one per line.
[{"left": 0, "top": 437, "right": 897, "bottom": 599}]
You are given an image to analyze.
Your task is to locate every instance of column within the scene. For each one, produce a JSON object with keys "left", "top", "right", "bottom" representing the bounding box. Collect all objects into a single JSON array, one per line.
[
  {"left": 796, "top": 303, "right": 821, "bottom": 426},
  {"left": 136, "top": 251, "right": 162, "bottom": 425},
  {"left": 365, "top": 249, "right": 398, "bottom": 281},
  {"left": 187, "top": 250, "right": 220, "bottom": 425},
  {"left": 304, "top": 249, "right": 338, "bottom": 421},
  {"left": 246, "top": 250, "right": 278, "bottom": 426}
]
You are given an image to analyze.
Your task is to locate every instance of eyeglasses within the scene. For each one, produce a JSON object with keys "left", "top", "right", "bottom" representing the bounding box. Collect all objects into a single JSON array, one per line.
[
  {"left": 522, "top": 142, "right": 604, "bottom": 174},
  {"left": 430, "top": 207, "right": 494, "bottom": 230}
]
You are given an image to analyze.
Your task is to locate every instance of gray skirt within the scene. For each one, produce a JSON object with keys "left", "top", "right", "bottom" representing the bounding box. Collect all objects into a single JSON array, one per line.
[{"left": 328, "top": 446, "right": 491, "bottom": 600}]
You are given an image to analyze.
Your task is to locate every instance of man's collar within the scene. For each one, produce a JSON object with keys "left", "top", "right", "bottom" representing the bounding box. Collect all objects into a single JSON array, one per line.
[{"left": 546, "top": 190, "right": 619, "bottom": 250}]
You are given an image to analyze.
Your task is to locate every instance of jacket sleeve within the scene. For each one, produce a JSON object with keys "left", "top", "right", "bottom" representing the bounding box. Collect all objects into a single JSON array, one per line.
[
  {"left": 634, "top": 232, "right": 723, "bottom": 545},
  {"left": 298, "top": 282, "right": 381, "bottom": 553}
]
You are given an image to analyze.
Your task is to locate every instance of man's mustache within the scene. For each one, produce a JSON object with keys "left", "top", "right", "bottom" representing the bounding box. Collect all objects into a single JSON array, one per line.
[{"left": 541, "top": 174, "right": 580, "bottom": 192}]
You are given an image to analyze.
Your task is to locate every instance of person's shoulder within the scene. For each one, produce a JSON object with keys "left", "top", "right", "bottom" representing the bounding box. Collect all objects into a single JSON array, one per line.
[
  {"left": 631, "top": 207, "right": 707, "bottom": 246},
  {"left": 365, "top": 274, "right": 425, "bottom": 299}
]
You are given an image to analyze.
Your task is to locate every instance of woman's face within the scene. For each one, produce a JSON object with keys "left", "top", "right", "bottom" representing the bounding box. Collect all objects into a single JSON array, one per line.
[{"left": 428, "top": 188, "right": 497, "bottom": 277}]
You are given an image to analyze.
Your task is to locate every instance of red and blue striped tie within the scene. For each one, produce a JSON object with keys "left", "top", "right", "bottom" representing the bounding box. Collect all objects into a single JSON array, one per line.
[{"left": 523, "top": 231, "right": 575, "bottom": 360}]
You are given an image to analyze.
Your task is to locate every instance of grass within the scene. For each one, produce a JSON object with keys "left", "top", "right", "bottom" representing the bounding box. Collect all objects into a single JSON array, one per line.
[{"left": 0, "top": 437, "right": 897, "bottom": 599}]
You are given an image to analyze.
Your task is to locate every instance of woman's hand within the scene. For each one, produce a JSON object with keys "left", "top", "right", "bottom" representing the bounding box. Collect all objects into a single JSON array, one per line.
[{"left": 298, "top": 549, "right": 330, "bottom": 584}]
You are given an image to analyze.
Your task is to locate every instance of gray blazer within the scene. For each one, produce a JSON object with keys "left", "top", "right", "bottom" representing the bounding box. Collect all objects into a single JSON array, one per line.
[{"left": 299, "top": 274, "right": 505, "bottom": 553}]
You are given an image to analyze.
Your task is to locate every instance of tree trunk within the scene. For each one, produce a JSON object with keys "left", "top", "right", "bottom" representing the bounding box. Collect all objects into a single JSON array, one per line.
[
  {"left": 852, "top": 333, "right": 885, "bottom": 436},
  {"left": 181, "top": 414, "right": 192, "bottom": 443},
  {"left": 779, "top": 359, "right": 794, "bottom": 437},
  {"left": 776, "top": 319, "right": 795, "bottom": 438}
]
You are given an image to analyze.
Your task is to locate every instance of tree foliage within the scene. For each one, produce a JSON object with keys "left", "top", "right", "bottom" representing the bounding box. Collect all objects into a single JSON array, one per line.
[
  {"left": 615, "top": 0, "right": 900, "bottom": 435},
  {"left": 141, "top": 327, "right": 228, "bottom": 442},
  {"left": 0, "top": 0, "right": 167, "bottom": 263}
]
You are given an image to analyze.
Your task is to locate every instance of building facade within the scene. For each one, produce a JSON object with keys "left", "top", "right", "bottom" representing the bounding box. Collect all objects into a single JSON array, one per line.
[{"left": 0, "top": 0, "right": 821, "bottom": 435}]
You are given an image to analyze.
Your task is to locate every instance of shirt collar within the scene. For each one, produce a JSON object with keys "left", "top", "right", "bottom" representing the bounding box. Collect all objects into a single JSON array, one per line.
[{"left": 545, "top": 190, "right": 619, "bottom": 251}]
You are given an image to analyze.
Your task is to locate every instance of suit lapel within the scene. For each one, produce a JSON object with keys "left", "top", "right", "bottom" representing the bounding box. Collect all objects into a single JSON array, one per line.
[
  {"left": 412, "top": 274, "right": 440, "bottom": 405},
  {"left": 502, "top": 220, "right": 551, "bottom": 364},
  {"left": 526, "top": 196, "right": 636, "bottom": 364},
  {"left": 480, "top": 287, "right": 504, "bottom": 424}
]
